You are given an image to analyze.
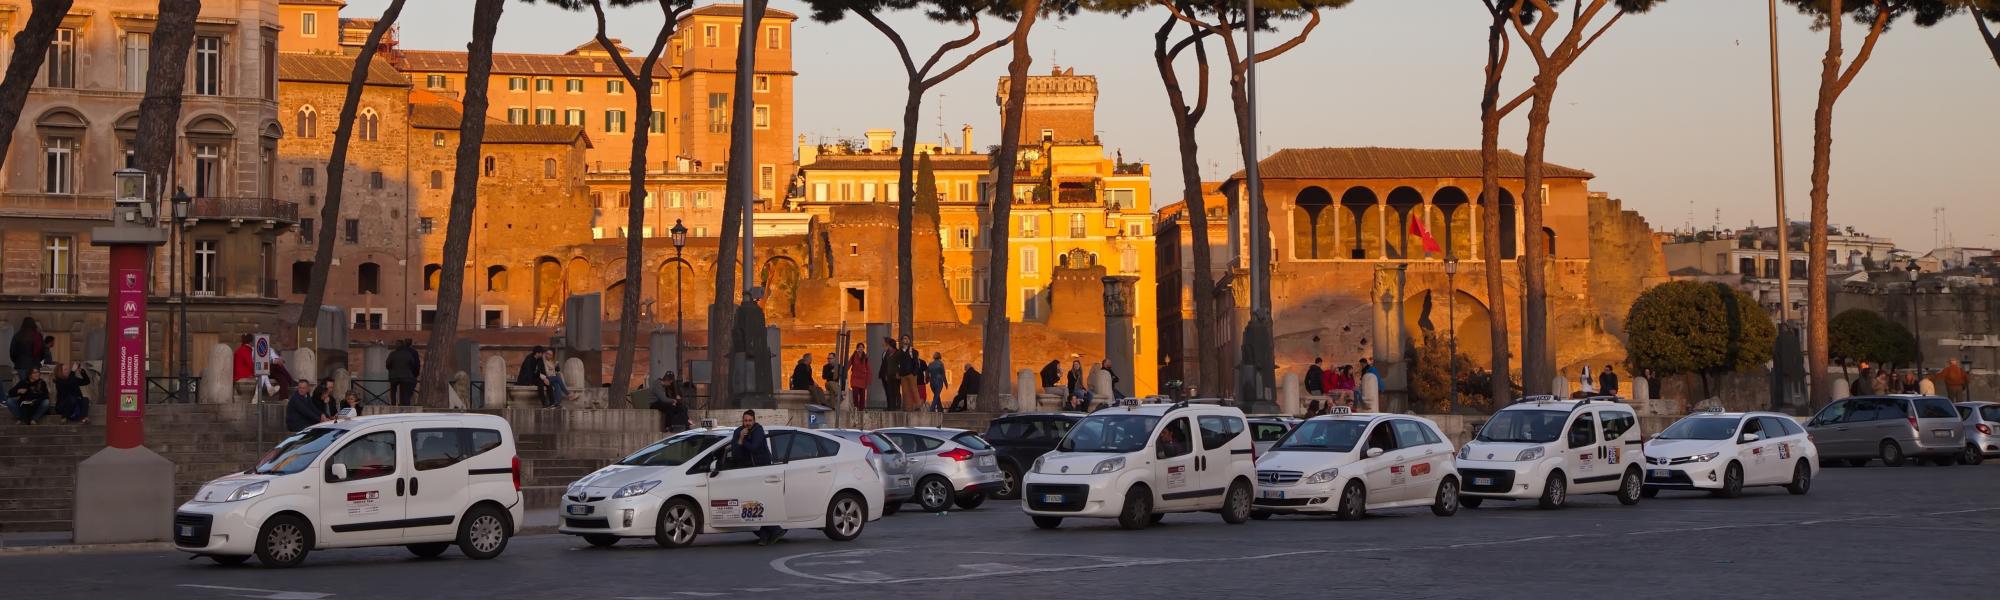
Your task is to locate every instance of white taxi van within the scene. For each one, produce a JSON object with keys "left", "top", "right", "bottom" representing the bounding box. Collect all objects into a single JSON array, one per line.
[
  {"left": 1020, "top": 400, "right": 1256, "bottom": 530},
  {"left": 1252, "top": 408, "right": 1461, "bottom": 520},
  {"left": 174, "top": 414, "right": 523, "bottom": 568},
  {"left": 1454, "top": 396, "right": 1645, "bottom": 509},
  {"left": 1642, "top": 410, "right": 1816, "bottom": 498},
  {"left": 557, "top": 426, "right": 882, "bottom": 547}
]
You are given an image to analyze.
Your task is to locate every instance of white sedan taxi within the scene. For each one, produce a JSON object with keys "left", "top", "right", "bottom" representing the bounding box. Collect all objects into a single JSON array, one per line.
[
  {"left": 1252, "top": 409, "right": 1462, "bottom": 520},
  {"left": 1642, "top": 411, "right": 1817, "bottom": 498},
  {"left": 557, "top": 426, "right": 883, "bottom": 548}
]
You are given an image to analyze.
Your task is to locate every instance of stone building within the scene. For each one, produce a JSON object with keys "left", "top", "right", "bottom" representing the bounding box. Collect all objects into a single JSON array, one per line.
[
  {"left": 1157, "top": 148, "right": 1664, "bottom": 408},
  {"left": 1661, "top": 223, "right": 1896, "bottom": 321},
  {"left": 0, "top": 0, "right": 292, "bottom": 379}
]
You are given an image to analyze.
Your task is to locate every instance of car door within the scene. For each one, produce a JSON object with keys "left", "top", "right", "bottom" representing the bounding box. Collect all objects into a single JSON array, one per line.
[
  {"left": 1810, "top": 399, "right": 1859, "bottom": 457},
  {"left": 706, "top": 437, "right": 788, "bottom": 529},
  {"left": 887, "top": 432, "right": 946, "bottom": 480},
  {"left": 1753, "top": 417, "right": 1800, "bottom": 484},
  {"left": 1152, "top": 417, "right": 1199, "bottom": 510},
  {"left": 403, "top": 427, "right": 473, "bottom": 541},
  {"left": 1358, "top": 420, "right": 1402, "bottom": 504},
  {"left": 1195, "top": 414, "right": 1246, "bottom": 508},
  {"left": 778, "top": 432, "right": 839, "bottom": 525},
  {"left": 317, "top": 427, "right": 406, "bottom": 547},
  {"left": 1598, "top": 410, "right": 1639, "bottom": 483},
  {"left": 871, "top": 433, "right": 914, "bottom": 497},
  {"left": 1564, "top": 409, "right": 1611, "bottom": 492},
  {"left": 1390, "top": 419, "right": 1445, "bottom": 504}
]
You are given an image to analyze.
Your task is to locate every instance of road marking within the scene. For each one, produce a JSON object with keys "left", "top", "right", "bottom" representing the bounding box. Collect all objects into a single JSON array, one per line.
[{"left": 176, "top": 584, "right": 331, "bottom": 600}]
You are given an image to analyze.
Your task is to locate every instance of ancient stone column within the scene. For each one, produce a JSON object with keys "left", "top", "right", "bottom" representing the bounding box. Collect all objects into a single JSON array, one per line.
[
  {"left": 1279, "top": 372, "right": 1302, "bottom": 416},
  {"left": 199, "top": 343, "right": 234, "bottom": 404},
  {"left": 1016, "top": 369, "right": 1037, "bottom": 413},
  {"left": 1831, "top": 377, "right": 1850, "bottom": 401},
  {"left": 1631, "top": 376, "right": 1650, "bottom": 403},
  {"left": 289, "top": 348, "right": 319, "bottom": 386},
  {"left": 482, "top": 356, "right": 507, "bottom": 409},
  {"left": 361, "top": 343, "right": 390, "bottom": 403},
  {"left": 1101, "top": 275, "right": 1138, "bottom": 400},
  {"left": 651, "top": 330, "right": 678, "bottom": 381}
]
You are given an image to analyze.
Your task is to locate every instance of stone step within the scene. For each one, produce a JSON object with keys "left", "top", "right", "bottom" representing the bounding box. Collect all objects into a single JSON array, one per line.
[
  {"left": 0, "top": 486, "right": 75, "bottom": 500},
  {"left": 0, "top": 519, "right": 69, "bottom": 533},
  {"left": 0, "top": 507, "right": 73, "bottom": 523}
]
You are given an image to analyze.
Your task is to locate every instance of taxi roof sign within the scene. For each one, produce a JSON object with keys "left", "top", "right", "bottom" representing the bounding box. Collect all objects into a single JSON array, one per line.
[{"left": 1327, "top": 405, "right": 1353, "bottom": 415}]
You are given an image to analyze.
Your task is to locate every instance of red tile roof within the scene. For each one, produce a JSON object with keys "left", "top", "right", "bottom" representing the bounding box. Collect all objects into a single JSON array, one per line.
[
  {"left": 278, "top": 53, "right": 410, "bottom": 87},
  {"left": 397, "top": 49, "right": 674, "bottom": 78},
  {"left": 1233, "top": 147, "right": 1595, "bottom": 181},
  {"left": 484, "top": 124, "right": 590, "bottom": 146}
]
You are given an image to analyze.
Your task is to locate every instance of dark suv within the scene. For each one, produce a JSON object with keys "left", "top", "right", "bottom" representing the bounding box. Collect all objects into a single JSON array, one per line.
[{"left": 982, "top": 412, "right": 1084, "bottom": 500}]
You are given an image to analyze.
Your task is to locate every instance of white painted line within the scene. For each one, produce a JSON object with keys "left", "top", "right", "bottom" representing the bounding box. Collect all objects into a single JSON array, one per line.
[
  {"left": 176, "top": 584, "right": 332, "bottom": 600},
  {"left": 823, "top": 571, "right": 895, "bottom": 583}
]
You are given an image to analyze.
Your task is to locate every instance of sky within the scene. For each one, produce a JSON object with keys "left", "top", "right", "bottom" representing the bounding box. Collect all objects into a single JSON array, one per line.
[{"left": 342, "top": 0, "right": 2000, "bottom": 254}]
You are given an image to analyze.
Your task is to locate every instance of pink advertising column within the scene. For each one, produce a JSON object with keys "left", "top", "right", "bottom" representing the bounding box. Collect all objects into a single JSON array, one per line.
[{"left": 74, "top": 170, "right": 175, "bottom": 544}]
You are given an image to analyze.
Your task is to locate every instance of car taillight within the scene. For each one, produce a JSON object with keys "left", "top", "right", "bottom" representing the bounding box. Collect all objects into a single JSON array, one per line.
[
  {"left": 860, "top": 436, "right": 880, "bottom": 454},
  {"left": 1979, "top": 424, "right": 1993, "bottom": 435},
  {"left": 511, "top": 455, "right": 522, "bottom": 491},
  {"left": 939, "top": 448, "right": 974, "bottom": 462},
  {"left": 1908, "top": 416, "right": 1919, "bottom": 432}
]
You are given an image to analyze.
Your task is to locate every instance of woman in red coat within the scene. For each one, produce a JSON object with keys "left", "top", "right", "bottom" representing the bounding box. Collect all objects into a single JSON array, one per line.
[{"left": 846, "top": 342, "right": 871, "bottom": 411}]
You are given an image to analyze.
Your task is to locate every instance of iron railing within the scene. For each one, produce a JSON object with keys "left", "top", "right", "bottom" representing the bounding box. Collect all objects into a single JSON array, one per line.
[
  {"left": 146, "top": 376, "right": 201, "bottom": 404},
  {"left": 187, "top": 196, "right": 300, "bottom": 223}
]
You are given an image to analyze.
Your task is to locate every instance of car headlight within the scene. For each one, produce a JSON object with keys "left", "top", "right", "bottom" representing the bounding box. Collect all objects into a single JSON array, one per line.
[
  {"left": 1032, "top": 455, "right": 1047, "bottom": 474},
  {"left": 1515, "top": 447, "right": 1545, "bottom": 462},
  {"left": 1687, "top": 452, "right": 1720, "bottom": 463},
  {"left": 1301, "top": 468, "right": 1341, "bottom": 485},
  {"left": 1456, "top": 446, "right": 1471, "bottom": 460},
  {"left": 224, "top": 481, "right": 268, "bottom": 502},
  {"left": 1092, "top": 457, "right": 1126, "bottom": 475},
  {"left": 612, "top": 480, "right": 662, "bottom": 499}
]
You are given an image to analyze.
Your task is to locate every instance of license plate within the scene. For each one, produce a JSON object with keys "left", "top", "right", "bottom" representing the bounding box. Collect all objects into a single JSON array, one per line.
[
  {"left": 566, "top": 504, "right": 593, "bottom": 516},
  {"left": 178, "top": 525, "right": 193, "bottom": 537},
  {"left": 1472, "top": 477, "right": 1493, "bottom": 486},
  {"left": 978, "top": 455, "right": 996, "bottom": 468},
  {"left": 1261, "top": 490, "right": 1286, "bottom": 499},
  {"left": 1041, "top": 494, "right": 1065, "bottom": 504},
  {"left": 1933, "top": 430, "right": 1952, "bottom": 439},
  {"left": 1650, "top": 469, "right": 1669, "bottom": 478}
]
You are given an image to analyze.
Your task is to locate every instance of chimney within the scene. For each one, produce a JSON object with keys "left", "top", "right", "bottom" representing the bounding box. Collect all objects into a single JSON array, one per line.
[
  {"left": 864, "top": 129, "right": 895, "bottom": 153},
  {"left": 962, "top": 125, "right": 974, "bottom": 154}
]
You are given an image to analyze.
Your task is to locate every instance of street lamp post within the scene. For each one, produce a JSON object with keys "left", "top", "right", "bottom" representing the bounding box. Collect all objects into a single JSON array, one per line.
[
  {"left": 1444, "top": 257, "right": 1459, "bottom": 413},
  {"left": 1907, "top": 263, "right": 1923, "bottom": 373},
  {"left": 671, "top": 219, "right": 688, "bottom": 387},
  {"left": 171, "top": 188, "right": 192, "bottom": 401}
]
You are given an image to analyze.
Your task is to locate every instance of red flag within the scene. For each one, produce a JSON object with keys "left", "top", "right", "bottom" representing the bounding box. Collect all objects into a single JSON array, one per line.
[{"left": 1410, "top": 216, "right": 1443, "bottom": 255}]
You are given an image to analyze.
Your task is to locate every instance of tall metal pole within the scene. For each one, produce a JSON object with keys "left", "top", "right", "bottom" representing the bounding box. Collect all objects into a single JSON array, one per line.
[
  {"left": 738, "top": 0, "right": 758, "bottom": 296},
  {"left": 1766, "top": 0, "right": 1794, "bottom": 410},
  {"left": 1237, "top": 0, "right": 1276, "bottom": 411},
  {"left": 675, "top": 245, "right": 684, "bottom": 376}
]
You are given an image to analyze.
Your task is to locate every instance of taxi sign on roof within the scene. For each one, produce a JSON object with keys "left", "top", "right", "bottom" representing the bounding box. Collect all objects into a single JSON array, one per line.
[{"left": 1328, "top": 405, "right": 1353, "bottom": 415}]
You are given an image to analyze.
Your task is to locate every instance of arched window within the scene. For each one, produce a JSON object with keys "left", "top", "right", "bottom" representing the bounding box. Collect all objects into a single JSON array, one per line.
[
  {"left": 357, "top": 108, "right": 379, "bottom": 141},
  {"left": 429, "top": 170, "right": 444, "bottom": 190},
  {"left": 357, "top": 262, "right": 380, "bottom": 294},
  {"left": 423, "top": 263, "right": 441, "bottom": 291},
  {"left": 295, "top": 106, "right": 317, "bottom": 138},
  {"left": 486, "top": 265, "right": 508, "bottom": 292},
  {"left": 543, "top": 158, "right": 557, "bottom": 179}
]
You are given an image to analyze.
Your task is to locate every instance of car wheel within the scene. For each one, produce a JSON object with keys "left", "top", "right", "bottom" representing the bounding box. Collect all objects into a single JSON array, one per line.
[
  {"left": 1431, "top": 477, "right": 1460, "bottom": 517},
  {"left": 823, "top": 493, "right": 868, "bottom": 542},
  {"left": 954, "top": 492, "right": 987, "bottom": 511},
  {"left": 407, "top": 542, "right": 452, "bottom": 558},
  {"left": 1640, "top": 487, "right": 1659, "bottom": 499},
  {"left": 1221, "top": 481, "right": 1253, "bottom": 524},
  {"left": 1149, "top": 513, "right": 1166, "bottom": 525},
  {"left": 1250, "top": 510, "right": 1273, "bottom": 521},
  {"left": 1878, "top": 441, "right": 1905, "bottom": 467},
  {"left": 1116, "top": 486, "right": 1153, "bottom": 530},
  {"left": 1461, "top": 496, "right": 1483, "bottom": 509},
  {"left": 1537, "top": 472, "right": 1567, "bottom": 510},
  {"left": 1713, "top": 463, "right": 1744, "bottom": 499},
  {"left": 881, "top": 501, "right": 901, "bottom": 516},
  {"left": 916, "top": 476, "right": 954, "bottom": 513},
  {"left": 457, "top": 505, "right": 511, "bottom": 560},
  {"left": 1031, "top": 516, "right": 1063, "bottom": 530},
  {"left": 254, "top": 514, "right": 313, "bottom": 569},
  {"left": 1335, "top": 481, "right": 1367, "bottom": 521},
  {"left": 582, "top": 535, "right": 619, "bottom": 549},
  {"left": 654, "top": 498, "right": 701, "bottom": 548},
  {"left": 1616, "top": 468, "right": 1643, "bottom": 506},
  {"left": 1960, "top": 445, "right": 1985, "bottom": 466},
  {"left": 995, "top": 464, "right": 1023, "bottom": 500},
  {"left": 1785, "top": 460, "right": 1812, "bottom": 495},
  {"left": 208, "top": 555, "right": 250, "bottom": 566}
]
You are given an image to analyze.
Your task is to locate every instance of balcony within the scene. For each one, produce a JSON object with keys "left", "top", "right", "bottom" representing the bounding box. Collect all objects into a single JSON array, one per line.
[
  {"left": 40, "top": 272, "right": 79, "bottom": 295},
  {"left": 186, "top": 197, "right": 299, "bottom": 225}
]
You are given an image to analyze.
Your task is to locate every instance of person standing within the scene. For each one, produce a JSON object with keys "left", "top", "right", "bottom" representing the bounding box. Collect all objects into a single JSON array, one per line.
[
  {"left": 897, "top": 336, "right": 922, "bottom": 412},
  {"left": 1938, "top": 359, "right": 1969, "bottom": 402},
  {"left": 386, "top": 339, "right": 421, "bottom": 406},
  {"left": 1852, "top": 365, "right": 1876, "bottom": 396},
  {"left": 847, "top": 342, "right": 871, "bottom": 411},
  {"left": 876, "top": 337, "right": 902, "bottom": 410},
  {"left": 1599, "top": 364, "right": 1620, "bottom": 397},
  {"left": 283, "top": 380, "right": 323, "bottom": 433},
  {"left": 1579, "top": 365, "right": 1597, "bottom": 395},
  {"left": 51, "top": 362, "right": 90, "bottom": 424},
  {"left": 927, "top": 352, "right": 948, "bottom": 412},
  {"left": 6, "top": 367, "right": 52, "bottom": 425},
  {"left": 9, "top": 317, "right": 47, "bottom": 375},
  {"left": 726, "top": 410, "right": 782, "bottom": 545},
  {"left": 1303, "top": 358, "right": 1325, "bottom": 395}
]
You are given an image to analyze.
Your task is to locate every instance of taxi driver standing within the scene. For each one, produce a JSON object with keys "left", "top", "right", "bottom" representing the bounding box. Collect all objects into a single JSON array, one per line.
[{"left": 728, "top": 410, "right": 784, "bottom": 546}]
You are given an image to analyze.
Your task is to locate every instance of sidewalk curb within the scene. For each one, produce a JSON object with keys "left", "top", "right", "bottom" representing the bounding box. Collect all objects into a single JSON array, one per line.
[{"left": 0, "top": 541, "right": 175, "bottom": 557}]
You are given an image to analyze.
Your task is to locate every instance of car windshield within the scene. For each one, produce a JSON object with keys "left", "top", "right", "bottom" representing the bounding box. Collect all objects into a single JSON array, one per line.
[
  {"left": 1058, "top": 414, "right": 1160, "bottom": 453},
  {"left": 1251, "top": 423, "right": 1292, "bottom": 443},
  {"left": 252, "top": 428, "right": 347, "bottom": 475},
  {"left": 1656, "top": 417, "right": 1739, "bottom": 441},
  {"left": 1274, "top": 420, "right": 1366, "bottom": 452},
  {"left": 618, "top": 433, "right": 724, "bottom": 467},
  {"left": 1475, "top": 410, "right": 1570, "bottom": 444}
]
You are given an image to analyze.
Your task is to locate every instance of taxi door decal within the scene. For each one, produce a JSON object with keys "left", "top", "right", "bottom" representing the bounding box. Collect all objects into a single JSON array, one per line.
[{"left": 1166, "top": 465, "right": 1187, "bottom": 489}]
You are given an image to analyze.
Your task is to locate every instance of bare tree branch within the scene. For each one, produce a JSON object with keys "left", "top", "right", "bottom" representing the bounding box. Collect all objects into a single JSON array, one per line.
[
  {"left": 917, "top": 16, "right": 983, "bottom": 76},
  {"left": 921, "top": 29, "right": 1015, "bottom": 89},
  {"left": 1574, "top": 6, "right": 1626, "bottom": 57},
  {"left": 1250, "top": 8, "right": 1321, "bottom": 65},
  {"left": 854, "top": 8, "right": 919, "bottom": 78},
  {"left": 1833, "top": 1, "right": 1892, "bottom": 97}
]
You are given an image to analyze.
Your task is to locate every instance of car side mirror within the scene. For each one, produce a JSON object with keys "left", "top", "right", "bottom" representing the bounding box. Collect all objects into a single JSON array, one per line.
[
  {"left": 1365, "top": 447, "right": 1384, "bottom": 459},
  {"left": 329, "top": 463, "right": 348, "bottom": 482},
  {"left": 1740, "top": 433, "right": 1760, "bottom": 443}
]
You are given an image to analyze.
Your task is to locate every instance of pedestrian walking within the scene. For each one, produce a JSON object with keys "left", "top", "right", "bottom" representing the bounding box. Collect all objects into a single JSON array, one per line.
[
  {"left": 650, "top": 372, "right": 691, "bottom": 433},
  {"left": 51, "top": 362, "right": 90, "bottom": 424},
  {"left": 1599, "top": 364, "right": 1620, "bottom": 397},
  {"left": 847, "top": 342, "right": 871, "bottom": 411},
  {"left": 725, "top": 410, "right": 783, "bottom": 546},
  {"left": 897, "top": 336, "right": 922, "bottom": 412},
  {"left": 927, "top": 353, "right": 948, "bottom": 412},
  {"left": 1304, "top": 358, "right": 1325, "bottom": 395},
  {"left": 284, "top": 380, "right": 322, "bottom": 433},
  {"left": 386, "top": 338, "right": 421, "bottom": 406},
  {"left": 1938, "top": 359, "right": 1969, "bottom": 402},
  {"left": 951, "top": 364, "right": 980, "bottom": 412},
  {"left": 6, "top": 367, "right": 52, "bottom": 425}
]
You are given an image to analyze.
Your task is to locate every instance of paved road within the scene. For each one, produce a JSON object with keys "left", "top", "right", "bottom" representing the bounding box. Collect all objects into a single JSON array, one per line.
[{"left": 8, "top": 463, "right": 1997, "bottom": 600}]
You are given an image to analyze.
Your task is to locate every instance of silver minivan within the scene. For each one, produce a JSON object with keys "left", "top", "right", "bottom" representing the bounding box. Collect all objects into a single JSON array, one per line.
[{"left": 1806, "top": 395, "right": 1964, "bottom": 467}]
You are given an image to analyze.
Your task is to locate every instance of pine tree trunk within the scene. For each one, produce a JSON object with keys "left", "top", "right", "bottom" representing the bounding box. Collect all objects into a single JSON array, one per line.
[
  {"left": 418, "top": 0, "right": 505, "bottom": 408},
  {"left": 298, "top": 0, "right": 407, "bottom": 331},
  {"left": 896, "top": 86, "right": 922, "bottom": 341},
  {"left": 1518, "top": 82, "right": 1557, "bottom": 397},
  {"left": 134, "top": 0, "right": 201, "bottom": 200},
  {"left": 0, "top": 0, "right": 75, "bottom": 172},
  {"left": 1154, "top": 19, "right": 1216, "bottom": 396},
  {"left": 1479, "top": 11, "right": 1513, "bottom": 409},
  {"left": 1805, "top": 3, "right": 1844, "bottom": 410},
  {"left": 611, "top": 70, "right": 656, "bottom": 401},
  {"left": 977, "top": 0, "right": 1042, "bottom": 410}
]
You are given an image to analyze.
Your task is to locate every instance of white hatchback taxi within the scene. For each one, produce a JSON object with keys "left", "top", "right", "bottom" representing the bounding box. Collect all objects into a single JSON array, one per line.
[
  {"left": 1454, "top": 397, "right": 1645, "bottom": 509},
  {"left": 557, "top": 426, "right": 883, "bottom": 547},
  {"left": 1020, "top": 401, "right": 1257, "bottom": 530},
  {"left": 1252, "top": 409, "right": 1461, "bottom": 520},
  {"left": 174, "top": 414, "right": 524, "bottom": 568},
  {"left": 1642, "top": 411, "right": 1817, "bottom": 498}
]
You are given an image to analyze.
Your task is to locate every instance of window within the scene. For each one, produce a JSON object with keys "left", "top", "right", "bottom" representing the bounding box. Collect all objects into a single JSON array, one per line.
[
  {"left": 47, "top": 28, "right": 75, "bottom": 88},
  {"left": 482, "top": 307, "right": 507, "bottom": 329},
  {"left": 1914, "top": 397, "right": 1956, "bottom": 419},
  {"left": 357, "top": 262, "right": 380, "bottom": 294},
  {"left": 42, "top": 137, "right": 75, "bottom": 194},
  {"left": 291, "top": 262, "right": 313, "bottom": 294},
  {"left": 1390, "top": 420, "right": 1436, "bottom": 449},
  {"left": 351, "top": 308, "right": 385, "bottom": 330},
  {"left": 956, "top": 227, "right": 971, "bottom": 248},
  {"left": 1021, "top": 215, "right": 1039, "bottom": 237},
  {"left": 953, "top": 277, "right": 971, "bottom": 303},
  {"left": 123, "top": 32, "right": 151, "bottom": 92},
  {"left": 483, "top": 156, "right": 496, "bottom": 177},
  {"left": 1022, "top": 246, "right": 1039, "bottom": 274},
  {"left": 1600, "top": 411, "right": 1637, "bottom": 441},
  {"left": 299, "top": 167, "right": 316, "bottom": 188},
  {"left": 327, "top": 432, "right": 397, "bottom": 482},
  {"left": 43, "top": 236, "right": 73, "bottom": 293},
  {"left": 415, "top": 217, "right": 435, "bottom": 236},
  {"left": 422, "top": 264, "right": 441, "bottom": 290},
  {"left": 301, "top": 11, "right": 319, "bottom": 36},
  {"left": 193, "top": 240, "right": 218, "bottom": 295},
  {"left": 535, "top": 108, "right": 556, "bottom": 125},
  {"left": 507, "top": 107, "right": 527, "bottom": 124},
  {"left": 1108, "top": 188, "right": 1135, "bottom": 209},
  {"left": 605, "top": 110, "right": 627, "bottom": 133},
  {"left": 760, "top": 165, "right": 775, "bottom": 192},
  {"left": 358, "top": 109, "right": 379, "bottom": 141},
  {"left": 606, "top": 80, "right": 625, "bottom": 94},
  {"left": 703, "top": 24, "right": 719, "bottom": 47},
  {"left": 508, "top": 77, "right": 527, "bottom": 91},
  {"left": 565, "top": 108, "right": 585, "bottom": 127},
  {"left": 296, "top": 106, "right": 318, "bottom": 138},
  {"left": 412, "top": 428, "right": 505, "bottom": 471},
  {"left": 707, "top": 93, "right": 729, "bottom": 133},
  {"left": 429, "top": 170, "right": 444, "bottom": 190},
  {"left": 958, "top": 182, "right": 971, "bottom": 202},
  {"left": 432, "top": 132, "right": 446, "bottom": 147},
  {"left": 695, "top": 227, "right": 708, "bottom": 237},
  {"left": 1121, "top": 248, "right": 1138, "bottom": 273},
  {"left": 193, "top": 36, "right": 222, "bottom": 96},
  {"left": 766, "top": 25, "right": 782, "bottom": 49},
  {"left": 1156, "top": 418, "right": 1193, "bottom": 458},
  {"left": 1197, "top": 415, "right": 1245, "bottom": 450},
  {"left": 754, "top": 75, "right": 770, "bottom": 93},
  {"left": 1070, "top": 213, "right": 1086, "bottom": 238},
  {"left": 369, "top": 171, "right": 384, "bottom": 190},
  {"left": 299, "top": 218, "right": 315, "bottom": 244},
  {"left": 754, "top": 105, "right": 770, "bottom": 129},
  {"left": 667, "top": 191, "right": 684, "bottom": 208},
  {"left": 565, "top": 78, "right": 583, "bottom": 93},
  {"left": 426, "top": 74, "right": 447, "bottom": 89},
  {"left": 1567, "top": 413, "right": 1598, "bottom": 449},
  {"left": 534, "top": 77, "right": 553, "bottom": 93},
  {"left": 1021, "top": 288, "right": 1039, "bottom": 320},
  {"left": 693, "top": 190, "right": 711, "bottom": 209},
  {"left": 193, "top": 144, "right": 222, "bottom": 197},
  {"left": 263, "top": 38, "right": 278, "bottom": 100},
  {"left": 344, "top": 218, "right": 360, "bottom": 243},
  {"left": 543, "top": 158, "right": 557, "bottom": 179},
  {"left": 420, "top": 308, "right": 438, "bottom": 328},
  {"left": 486, "top": 265, "right": 508, "bottom": 292},
  {"left": 650, "top": 110, "right": 666, "bottom": 134}
]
